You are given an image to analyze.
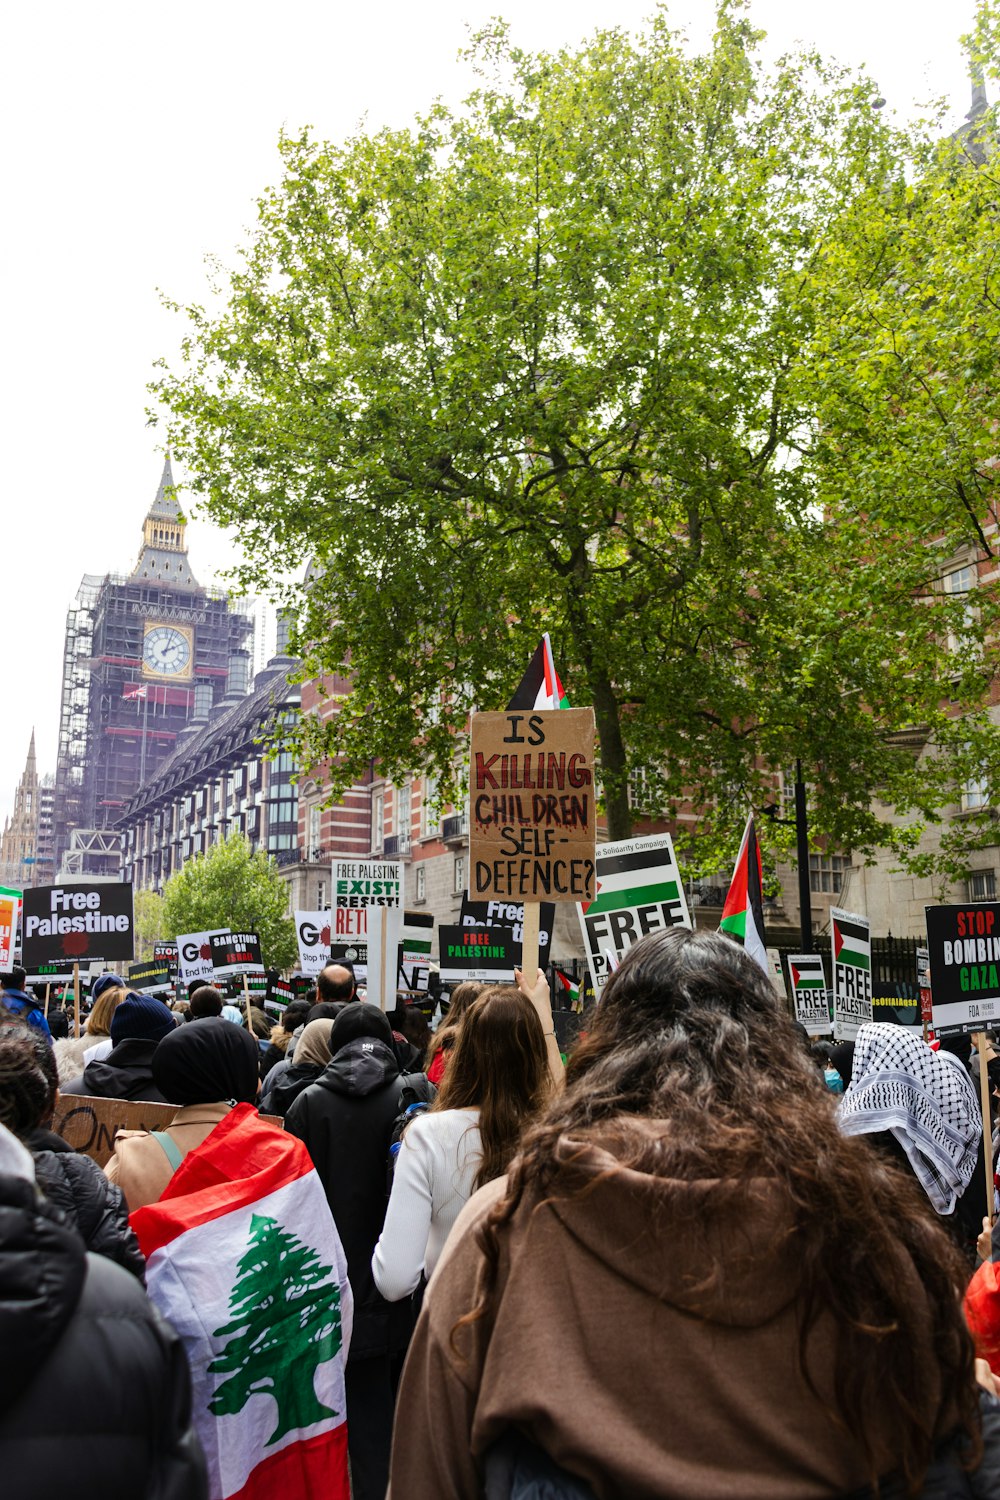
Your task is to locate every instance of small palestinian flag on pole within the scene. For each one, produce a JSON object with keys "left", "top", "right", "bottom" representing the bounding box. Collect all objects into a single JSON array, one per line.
[
  {"left": 507, "top": 633, "right": 570, "bottom": 711},
  {"left": 719, "top": 814, "right": 771, "bottom": 979},
  {"left": 555, "top": 968, "right": 583, "bottom": 1012},
  {"left": 131, "top": 1104, "right": 353, "bottom": 1500}
]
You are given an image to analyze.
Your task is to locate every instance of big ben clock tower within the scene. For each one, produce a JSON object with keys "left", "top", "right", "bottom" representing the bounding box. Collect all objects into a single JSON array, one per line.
[{"left": 52, "top": 457, "right": 253, "bottom": 870}]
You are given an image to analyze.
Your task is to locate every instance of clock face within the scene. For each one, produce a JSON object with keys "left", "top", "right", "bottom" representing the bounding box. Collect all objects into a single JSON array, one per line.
[{"left": 143, "top": 625, "right": 192, "bottom": 677}]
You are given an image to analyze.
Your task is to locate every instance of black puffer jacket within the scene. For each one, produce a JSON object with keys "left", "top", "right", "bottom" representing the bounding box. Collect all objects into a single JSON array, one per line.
[
  {"left": 60, "top": 1038, "right": 167, "bottom": 1102},
  {"left": 286, "top": 1037, "right": 434, "bottom": 1358},
  {"left": 259, "top": 1059, "right": 322, "bottom": 1118},
  {"left": 33, "top": 1148, "right": 145, "bottom": 1280},
  {"left": 0, "top": 1167, "right": 206, "bottom": 1499}
]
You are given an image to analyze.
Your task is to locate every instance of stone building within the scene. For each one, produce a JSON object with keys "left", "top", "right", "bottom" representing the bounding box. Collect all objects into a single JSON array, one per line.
[
  {"left": 0, "top": 733, "right": 41, "bottom": 890},
  {"left": 52, "top": 458, "right": 253, "bottom": 874},
  {"left": 118, "top": 652, "right": 300, "bottom": 897}
]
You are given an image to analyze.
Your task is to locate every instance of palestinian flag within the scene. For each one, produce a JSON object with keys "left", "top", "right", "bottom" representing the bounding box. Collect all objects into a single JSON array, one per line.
[
  {"left": 719, "top": 815, "right": 770, "bottom": 979},
  {"left": 555, "top": 969, "right": 582, "bottom": 1010},
  {"left": 832, "top": 912, "right": 870, "bottom": 971},
  {"left": 507, "top": 633, "right": 570, "bottom": 710},
  {"left": 579, "top": 841, "right": 684, "bottom": 918},
  {"left": 131, "top": 1104, "right": 352, "bottom": 1500}
]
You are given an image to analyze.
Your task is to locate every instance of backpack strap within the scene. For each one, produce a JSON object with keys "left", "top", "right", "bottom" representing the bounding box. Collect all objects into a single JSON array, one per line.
[{"left": 150, "top": 1130, "right": 184, "bottom": 1174}]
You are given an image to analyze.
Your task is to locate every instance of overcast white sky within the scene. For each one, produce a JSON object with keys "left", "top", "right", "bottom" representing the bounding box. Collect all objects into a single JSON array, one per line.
[{"left": 0, "top": 0, "right": 981, "bottom": 825}]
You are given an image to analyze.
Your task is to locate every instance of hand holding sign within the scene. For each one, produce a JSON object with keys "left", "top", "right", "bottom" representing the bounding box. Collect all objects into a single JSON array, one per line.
[{"left": 515, "top": 963, "right": 563, "bottom": 1083}]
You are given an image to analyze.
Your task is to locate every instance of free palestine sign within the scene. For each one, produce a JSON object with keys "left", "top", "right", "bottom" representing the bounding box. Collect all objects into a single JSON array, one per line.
[{"left": 21, "top": 883, "right": 134, "bottom": 966}]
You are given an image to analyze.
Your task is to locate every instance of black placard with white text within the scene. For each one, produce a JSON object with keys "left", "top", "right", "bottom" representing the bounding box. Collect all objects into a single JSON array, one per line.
[
  {"left": 209, "top": 930, "right": 264, "bottom": 979},
  {"left": 460, "top": 896, "right": 553, "bottom": 970},
  {"left": 21, "top": 883, "right": 134, "bottom": 967},
  {"left": 439, "top": 924, "right": 517, "bottom": 984},
  {"left": 926, "top": 903, "right": 1000, "bottom": 1036}
]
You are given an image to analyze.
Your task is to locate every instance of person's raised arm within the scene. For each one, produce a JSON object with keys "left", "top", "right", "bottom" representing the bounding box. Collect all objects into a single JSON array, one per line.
[{"left": 515, "top": 966, "right": 564, "bottom": 1087}]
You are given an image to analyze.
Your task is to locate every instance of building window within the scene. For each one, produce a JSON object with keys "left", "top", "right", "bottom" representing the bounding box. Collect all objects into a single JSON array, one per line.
[
  {"left": 397, "top": 782, "right": 411, "bottom": 850},
  {"left": 968, "top": 869, "right": 997, "bottom": 902},
  {"left": 309, "top": 804, "right": 321, "bottom": 853},
  {"left": 453, "top": 854, "right": 466, "bottom": 894},
  {"left": 317, "top": 879, "right": 327, "bottom": 910},
  {"left": 962, "top": 778, "right": 990, "bottom": 812},
  {"left": 415, "top": 864, "right": 426, "bottom": 904},
  {"left": 421, "top": 776, "right": 438, "bottom": 838},
  {"left": 372, "top": 790, "right": 384, "bottom": 852},
  {"left": 809, "top": 853, "right": 848, "bottom": 894},
  {"left": 944, "top": 565, "right": 978, "bottom": 654}
]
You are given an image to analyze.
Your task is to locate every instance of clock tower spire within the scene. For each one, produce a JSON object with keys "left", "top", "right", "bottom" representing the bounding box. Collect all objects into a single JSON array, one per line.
[{"left": 130, "top": 455, "right": 200, "bottom": 590}]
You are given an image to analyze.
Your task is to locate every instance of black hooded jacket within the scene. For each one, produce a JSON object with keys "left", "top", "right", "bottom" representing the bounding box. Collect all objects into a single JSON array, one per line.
[
  {"left": 60, "top": 1038, "right": 167, "bottom": 1103},
  {"left": 286, "top": 1034, "right": 433, "bottom": 1358},
  {"left": 259, "top": 1059, "right": 323, "bottom": 1119},
  {"left": 0, "top": 1168, "right": 206, "bottom": 1499}
]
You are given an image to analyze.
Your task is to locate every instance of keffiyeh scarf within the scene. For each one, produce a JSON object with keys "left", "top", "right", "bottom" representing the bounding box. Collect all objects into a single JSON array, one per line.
[{"left": 840, "top": 1022, "right": 982, "bottom": 1215}]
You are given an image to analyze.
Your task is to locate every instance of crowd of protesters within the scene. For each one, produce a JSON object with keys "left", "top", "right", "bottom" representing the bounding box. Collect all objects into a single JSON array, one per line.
[{"left": 3, "top": 930, "right": 1000, "bottom": 1498}]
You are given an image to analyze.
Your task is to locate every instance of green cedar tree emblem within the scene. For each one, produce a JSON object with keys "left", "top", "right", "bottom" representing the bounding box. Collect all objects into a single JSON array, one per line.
[{"left": 207, "top": 1212, "right": 343, "bottom": 1445}]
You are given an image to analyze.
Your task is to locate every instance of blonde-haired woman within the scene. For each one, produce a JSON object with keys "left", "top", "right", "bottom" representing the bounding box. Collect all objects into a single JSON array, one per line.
[{"left": 52, "top": 974, "right": 127, "bottom": 1084}]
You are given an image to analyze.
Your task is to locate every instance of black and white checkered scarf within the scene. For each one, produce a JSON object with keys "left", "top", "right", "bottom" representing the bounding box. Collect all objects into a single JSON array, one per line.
[{"left": 839, "top": 1022, "right": 981, "bottom": 1215}]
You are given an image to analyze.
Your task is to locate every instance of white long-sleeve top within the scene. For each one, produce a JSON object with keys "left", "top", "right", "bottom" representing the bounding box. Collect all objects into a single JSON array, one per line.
[{"left": 372, "top": 1107, "right": 482, "bottom": 1301}]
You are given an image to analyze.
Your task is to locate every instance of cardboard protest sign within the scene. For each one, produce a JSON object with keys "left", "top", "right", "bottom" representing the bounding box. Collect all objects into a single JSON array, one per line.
[
  {"left": 926, "top": 903, "right": 1000, "bottom": 1036},
  {"left": 127, "top": 960, "right": 173, "bottom": 996},
  {"left": 209, "top": 931, "right": 264, "bottom": 979},
  {"left": 0, "top": 886, "right": 21, "bottom": 973},
  {"left": 460, "top": 896, "right": 553, "bottom": 970},
  {"left": 21, "top": 882, "right": 134, "bottom": 967},
  {"left": 400, "top": 910, "right": 434, "bottom": 989},
  {"left": 577, "top": 834, "right": 691, "bottom": 994},
  {"left": 831, "top": 906, "right": 872, "bottom": 1041},
  {"left": 331, "top": 859, "right": 402, "bottom": 940},
  {"left": 295, "top": 910, "right": 331, "bottom": 978},
  {"left": 469, "top": 708, "right": 596, "bottom": 903},
  {"left": 52, "top": 1096, "right": 282, "bottom": 1169},
  {"left": 439, "top": 924, "right": 517, "bottom": 984},
  {"left": 176, "top": 930, "right": 226, "bottom": 985},
  {"left": 787, "top": 953, "right": 831, "bottom": 1036}
]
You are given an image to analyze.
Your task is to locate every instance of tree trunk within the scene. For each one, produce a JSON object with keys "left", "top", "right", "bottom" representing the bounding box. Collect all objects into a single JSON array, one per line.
[
  {"left": 591, "top": 668, "right": 632, "bottom": 841},
  {"left": 563, "top": 545, "right": 632, "bottom": 842}
]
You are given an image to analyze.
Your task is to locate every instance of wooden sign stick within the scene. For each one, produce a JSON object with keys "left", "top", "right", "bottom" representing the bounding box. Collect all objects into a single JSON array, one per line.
[
  {"left": 73, "top": 962, "right": 81, "bottom": 1040},
  {"left": 43, "top": 983, "right": 50, "bottom": 1019},
  {"left": 975, "top": 1031, "right": 995, "bottom": 1228},
  {"left": 242, "top": 973, "right": 251, "bottom": 1009},
  {"left": 375, "top": 909, "right": 387, "bottom": 1013}
]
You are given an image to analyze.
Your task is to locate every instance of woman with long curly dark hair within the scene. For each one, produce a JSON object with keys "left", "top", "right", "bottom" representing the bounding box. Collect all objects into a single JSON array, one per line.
[{"left": 387, "top": 927, "right": 994, "bottom": 1499}]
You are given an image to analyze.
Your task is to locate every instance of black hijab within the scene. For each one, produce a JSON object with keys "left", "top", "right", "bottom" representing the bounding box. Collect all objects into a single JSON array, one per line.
[
  {"left": 152, "top": 1017, "right": 260, "bottom": 1106},
  {"left": 329, "top": 1002, "right": 394, "bottom": 1057}
]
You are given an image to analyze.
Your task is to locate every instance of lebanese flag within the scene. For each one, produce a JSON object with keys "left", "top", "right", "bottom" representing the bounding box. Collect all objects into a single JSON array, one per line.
[
  {"left": 131, "top": 1105, "right": 352, "bottom": 1500},
  {"left": 507, "top": 633, "right": 570, "bottom": 710},
  {"left": 719, "top": 815, "right": 771, "bottom": 980}
]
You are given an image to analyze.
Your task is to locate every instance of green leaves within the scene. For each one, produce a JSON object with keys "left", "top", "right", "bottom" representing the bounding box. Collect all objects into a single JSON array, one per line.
[
  {"left": 160, "top": 833, "right": 296, "bottom": 970},
  {"left": 154, "top": 9, "right": 1000, "bottom": 879}
]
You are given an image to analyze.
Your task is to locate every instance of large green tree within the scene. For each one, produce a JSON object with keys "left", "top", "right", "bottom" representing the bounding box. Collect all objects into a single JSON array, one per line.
[
  {"left": 155, "top": 5, "right": 1000, "bottom": 873},
  {"left": 160, "top": 834, "right": 297, "bottom": 970}
]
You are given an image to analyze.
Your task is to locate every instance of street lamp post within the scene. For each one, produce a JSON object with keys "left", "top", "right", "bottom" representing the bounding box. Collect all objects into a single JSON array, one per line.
[{"left": 762, "top": 760, "right": 813, "bottom": 952}]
